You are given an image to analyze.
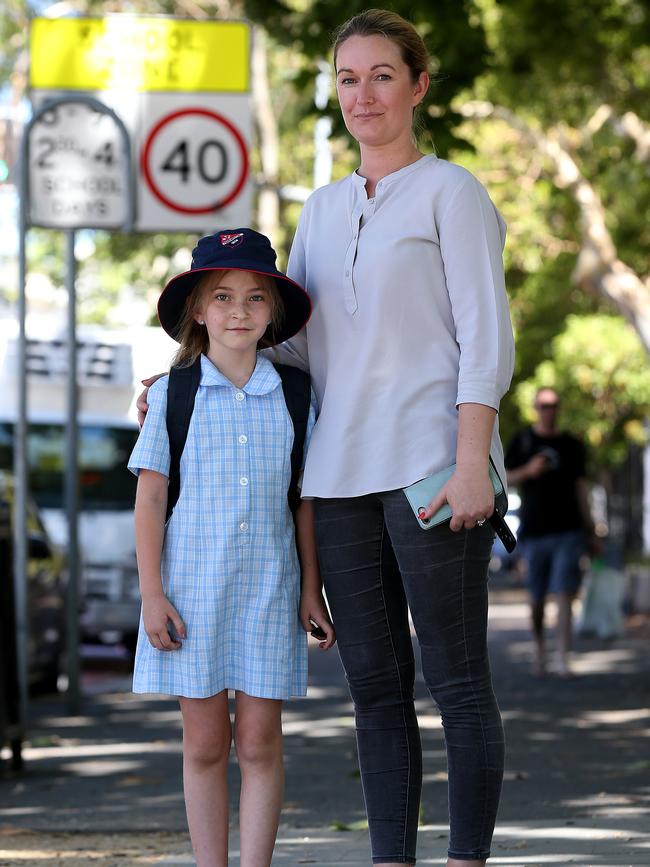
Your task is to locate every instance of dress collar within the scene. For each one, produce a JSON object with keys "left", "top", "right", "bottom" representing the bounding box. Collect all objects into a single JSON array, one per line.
[{"left": 199, "top": 353, "right": 281, "bottom": 395}]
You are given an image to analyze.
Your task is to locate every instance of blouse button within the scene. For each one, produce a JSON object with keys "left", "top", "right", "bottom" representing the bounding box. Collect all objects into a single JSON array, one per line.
[
  {"left": 239, "top": 521, "right": 249, "bottom": 531},
  {"left": 239, "top": 435, "right": 248, "bottom": 444},
  {"left": 235, "top": 392, "right": 245, "bottom": 401},
  {"left": 240, "top": 477, "right": 249, "bottom": 486}
]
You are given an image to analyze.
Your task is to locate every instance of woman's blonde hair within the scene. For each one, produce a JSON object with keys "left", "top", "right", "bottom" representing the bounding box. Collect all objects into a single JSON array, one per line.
[
  {"left": 171, "top": 270, "right": 284, "bottom": 369},
  {"left": 333, "top": 9, "right": 430, "bottom": 83}
]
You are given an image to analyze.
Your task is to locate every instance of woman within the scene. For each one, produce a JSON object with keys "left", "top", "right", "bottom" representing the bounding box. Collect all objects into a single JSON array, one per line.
[{"left": 141, "top": 10, "right": 513, "bottom": 865}]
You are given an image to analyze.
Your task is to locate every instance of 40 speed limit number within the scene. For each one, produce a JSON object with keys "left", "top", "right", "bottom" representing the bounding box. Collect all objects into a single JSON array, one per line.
[{"left": 140, "top": 107, "right": 250, "bottom": 225}]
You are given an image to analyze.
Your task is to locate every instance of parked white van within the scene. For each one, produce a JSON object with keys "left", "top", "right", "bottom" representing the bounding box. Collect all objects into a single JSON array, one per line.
[{"left": 0, "top": 320, "right": 176, "bottom": 653}]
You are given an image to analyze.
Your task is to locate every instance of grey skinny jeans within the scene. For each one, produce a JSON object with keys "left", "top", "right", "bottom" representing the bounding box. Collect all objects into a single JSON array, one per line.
[{"left": 314, "top": 490, "right": 504, "bottom": 863}]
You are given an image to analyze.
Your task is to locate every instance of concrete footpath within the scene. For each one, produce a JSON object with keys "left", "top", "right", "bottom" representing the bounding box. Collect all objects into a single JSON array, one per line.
[{"left": 1, "top": 582, "right": 649, "bottom": 866}]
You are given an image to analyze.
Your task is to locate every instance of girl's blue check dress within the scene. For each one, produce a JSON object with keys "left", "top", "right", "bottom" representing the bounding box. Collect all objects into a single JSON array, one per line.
[{"left": 128, "top": 354, "right": 315, "bottom": 699}]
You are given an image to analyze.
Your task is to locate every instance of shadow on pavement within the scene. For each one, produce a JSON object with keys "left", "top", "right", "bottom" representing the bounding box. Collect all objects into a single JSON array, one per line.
[{"left": 1, "top": 584, "right": 649, "bottom": 865}]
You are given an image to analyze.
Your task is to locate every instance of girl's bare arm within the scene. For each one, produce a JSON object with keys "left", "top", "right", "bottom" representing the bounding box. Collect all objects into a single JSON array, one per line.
[
  {"left": 294, "top": 498, "right": 335, "bottom": 648},
  {"left": 135, "top": 470, "right": 186, "bottom": 650}
]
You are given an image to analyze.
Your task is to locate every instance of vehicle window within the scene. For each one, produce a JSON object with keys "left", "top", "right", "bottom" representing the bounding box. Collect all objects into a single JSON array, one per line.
[{"left": 0, "top": 422, "right": 138, "bottom": 510}]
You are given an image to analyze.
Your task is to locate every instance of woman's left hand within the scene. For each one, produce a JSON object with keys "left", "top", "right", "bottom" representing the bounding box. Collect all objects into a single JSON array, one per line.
[{"left": 421, "top": 465, "right": 494, "bottom": 532}]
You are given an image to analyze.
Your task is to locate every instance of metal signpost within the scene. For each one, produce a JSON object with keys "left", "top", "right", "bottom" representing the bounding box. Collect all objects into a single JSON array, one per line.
[{"left": 16, "top": 96, "right": 133, "bottom": 718}]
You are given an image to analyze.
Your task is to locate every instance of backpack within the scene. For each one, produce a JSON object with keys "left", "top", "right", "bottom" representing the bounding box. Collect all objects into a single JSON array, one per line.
[{"left": 165, "top": 356, "right": 311, "bottom": 522}]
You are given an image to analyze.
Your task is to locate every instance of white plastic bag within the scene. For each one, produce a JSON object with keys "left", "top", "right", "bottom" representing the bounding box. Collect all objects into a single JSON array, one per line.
[{"left": 577, "top": 564, "right": 626, "bottom": 639}]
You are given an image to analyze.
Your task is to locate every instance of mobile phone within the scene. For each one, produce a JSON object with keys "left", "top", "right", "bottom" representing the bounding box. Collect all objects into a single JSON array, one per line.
[{"left": 310, "top": 620, "right": 327, "bottom": 640}]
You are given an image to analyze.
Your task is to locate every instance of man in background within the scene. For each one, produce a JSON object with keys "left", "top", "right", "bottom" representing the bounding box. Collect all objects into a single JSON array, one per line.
[{"left": 505, "top": 387, "right": 596, "bottom": 677}]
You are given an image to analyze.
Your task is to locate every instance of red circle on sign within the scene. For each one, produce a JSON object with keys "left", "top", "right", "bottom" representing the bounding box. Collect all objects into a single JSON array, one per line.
[{"left": 141, "top": 108, "right": 249, "bottom": 215}]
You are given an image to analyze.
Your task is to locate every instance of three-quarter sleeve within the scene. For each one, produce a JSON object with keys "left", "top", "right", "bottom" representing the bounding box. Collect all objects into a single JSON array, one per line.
[
  {"left": 128, "top": 376, "right": 171, "bottom": 478},
  {"left": 438, "top": 174, "right": 515, "bottom": 410}
]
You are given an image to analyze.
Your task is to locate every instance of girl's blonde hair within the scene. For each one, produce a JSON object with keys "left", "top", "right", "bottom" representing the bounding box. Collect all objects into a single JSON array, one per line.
[{"left": 171, "top": 270, "right": 284, "bottom": 369}]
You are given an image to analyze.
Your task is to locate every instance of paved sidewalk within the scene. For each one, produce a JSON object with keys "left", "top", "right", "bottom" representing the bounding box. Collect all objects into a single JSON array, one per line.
[{"left": 1, "top": 583, "right": 649, "bottom": 865}]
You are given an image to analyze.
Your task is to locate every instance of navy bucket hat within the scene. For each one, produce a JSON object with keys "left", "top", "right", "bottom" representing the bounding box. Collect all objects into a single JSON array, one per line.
[{"left": 158, "top": 228, "right": 312, "bottom": 346}]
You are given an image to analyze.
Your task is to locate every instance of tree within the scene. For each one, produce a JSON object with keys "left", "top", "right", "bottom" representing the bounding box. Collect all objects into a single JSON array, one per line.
[
  {"left": 446, "top": 1, "right": 650, "bottom": 471},
  {"left": 461, "top": 0, "right": 650, "bottom": 356}
]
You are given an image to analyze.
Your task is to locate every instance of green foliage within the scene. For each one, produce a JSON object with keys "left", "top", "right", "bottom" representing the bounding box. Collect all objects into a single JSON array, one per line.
[
  {"left": 513, "top": 315, "right": 650, "bottom": 468},
  {"left": 479, "top": 0, "right": 650, "bottom": 123},
  {"left": 76, "top": 230, "right": 194, "bottom": 324},
  {"left": 0, "top": 0, "right": 29, "bottom": 83},
  {"left": 457, "top": 3, "right": 650, "bottom": 468}
]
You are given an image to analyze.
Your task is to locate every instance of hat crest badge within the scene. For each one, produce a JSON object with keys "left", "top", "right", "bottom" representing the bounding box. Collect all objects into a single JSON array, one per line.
[{"left": 219, "top": 232, "right": 245, "bottom": 247}]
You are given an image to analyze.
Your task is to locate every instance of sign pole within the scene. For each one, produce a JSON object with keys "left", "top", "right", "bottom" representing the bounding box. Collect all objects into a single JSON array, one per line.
[
  {"left": 13, "top": 124, "right": 30, "bottom": 738},
  {"left": 16, "top": 95, "right": 134, "bottom": 724},
  {"left": 65, "top": 228, "right": 80, "bottom": 714}
]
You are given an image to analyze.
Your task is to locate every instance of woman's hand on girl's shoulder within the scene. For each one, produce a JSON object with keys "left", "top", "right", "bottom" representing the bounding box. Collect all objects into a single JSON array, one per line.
[
  {"left": 299, "top": 593, "right": 336, "bottom": 650},
  {"left": 137, "top": 373, "right": 165, "bottom": 427},
  {"left": 142, "top": 592, "right": 186, "bottom": 651}
]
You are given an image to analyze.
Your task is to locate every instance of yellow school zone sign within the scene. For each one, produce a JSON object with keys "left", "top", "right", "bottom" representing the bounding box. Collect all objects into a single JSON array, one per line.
[{"left": 30, "top": 16, "right": 250, "bottom": 93}]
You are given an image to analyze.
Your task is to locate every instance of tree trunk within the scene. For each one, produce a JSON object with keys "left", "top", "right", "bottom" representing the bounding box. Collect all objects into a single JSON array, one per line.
[
  {"left": 251, "top": 26, "right": 280, "bottom": 247},
  {"left": 461, "top": 100, "right": 650, "bottom": 353}
]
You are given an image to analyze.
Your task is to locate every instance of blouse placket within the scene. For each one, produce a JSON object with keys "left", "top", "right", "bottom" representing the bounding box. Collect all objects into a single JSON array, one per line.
[{"left": 343, "top": 179, "right": 381, "bottom": 316}]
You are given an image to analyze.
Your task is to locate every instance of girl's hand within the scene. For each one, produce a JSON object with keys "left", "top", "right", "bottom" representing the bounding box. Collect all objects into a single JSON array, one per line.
[
  {"left": 420, "top": 465, "right": 494, "bottom": 532},
  {"left": 142, "top": 593, "right": 186, "bottom": 651},
  {"left": 300, "top": 593, "right": 336, "bottom": 650},
  {"left": 137, "top": 373, "right": 165, "bottom": 427}
]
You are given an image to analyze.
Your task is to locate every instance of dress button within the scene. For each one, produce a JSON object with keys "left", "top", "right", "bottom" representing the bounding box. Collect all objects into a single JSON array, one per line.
[
  {"left": 345, "top": 270, "right": 350, "bottom": 277},
  {"left": 239, "top": 521, "right": 249, "bottom": 531},
  {"left": 239, "top": 435, "right": 248, "bottom": 444},
  {"left": 240, "top": 477, "right": 249, "bottom": 486},
  {"left": 235, "top": 392, "right": 245, "bottom": 401}
]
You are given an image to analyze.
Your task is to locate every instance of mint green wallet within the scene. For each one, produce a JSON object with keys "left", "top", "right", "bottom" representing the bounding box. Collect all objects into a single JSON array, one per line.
[{"left": 403, "top": 461, "right": 505, "bottom": 530}]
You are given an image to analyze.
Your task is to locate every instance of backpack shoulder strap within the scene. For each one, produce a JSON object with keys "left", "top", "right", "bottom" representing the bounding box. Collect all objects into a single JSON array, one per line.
[
  {"left": 274, "top": 363, "right": 311, "bottom": 513},
  {"left": 165, "top": 356, "right": 202, "bottom": 522}
]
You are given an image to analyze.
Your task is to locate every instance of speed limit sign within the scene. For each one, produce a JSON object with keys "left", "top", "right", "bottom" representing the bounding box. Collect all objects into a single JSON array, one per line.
[
  {"left": 141, "top": 107, "right": 248, "bottom": 215},
  {"left": 138, "top": 94, "right": 252, "bottom": 231},
  {"left": 31, "top": 17, "right": 253, "bottom": 233}
]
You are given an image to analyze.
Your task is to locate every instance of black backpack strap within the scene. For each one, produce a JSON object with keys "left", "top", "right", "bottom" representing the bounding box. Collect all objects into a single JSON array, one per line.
[
  {"left": 165, "top": 356, "right": 202, "bottom": 522},
  {"left": 274, "top": 363, "right": 312, "bottom": 513}
]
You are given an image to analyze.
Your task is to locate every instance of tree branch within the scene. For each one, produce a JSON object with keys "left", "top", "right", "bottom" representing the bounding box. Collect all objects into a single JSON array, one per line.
[
  {"left": 460, "top": 100, "right": 650, "bottom": 353},
  {"left": 584, "top": 104, "right": 650, "bottom": 161}
]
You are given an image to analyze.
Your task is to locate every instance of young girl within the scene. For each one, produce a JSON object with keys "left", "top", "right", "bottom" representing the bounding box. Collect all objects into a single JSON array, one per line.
[{"left": 128, "top": 228, "right": 335, "bottom": 867}]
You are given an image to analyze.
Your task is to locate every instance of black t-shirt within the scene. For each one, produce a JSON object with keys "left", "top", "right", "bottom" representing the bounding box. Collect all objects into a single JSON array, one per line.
[{"left": 504, "top": 427, "right": 586, "bottom": 538}]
